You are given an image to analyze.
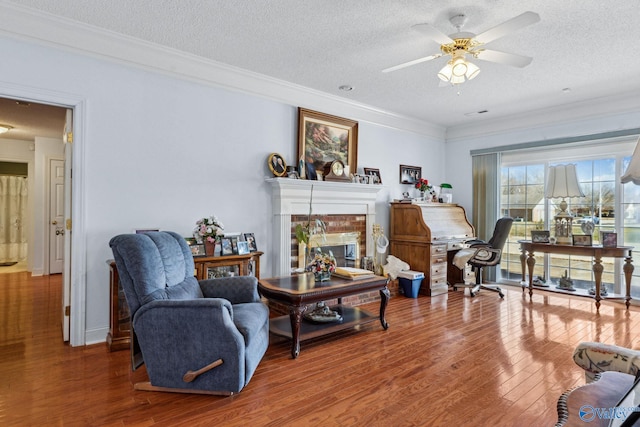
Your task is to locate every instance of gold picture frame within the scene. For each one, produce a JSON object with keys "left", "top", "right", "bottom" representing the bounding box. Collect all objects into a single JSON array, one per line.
[
  {"left": 267, "top": 153, "right": 287, "bottom": 177},
  {"left": 298, "top": 108, "right": 358, "bottom": 176}
]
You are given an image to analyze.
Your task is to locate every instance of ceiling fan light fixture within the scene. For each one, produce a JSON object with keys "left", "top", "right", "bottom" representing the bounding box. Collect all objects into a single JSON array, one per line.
[
  {"left": 451, "top": 56, "right": 468, "bottom": 77},
  {"left": 450, "top": 74, "right": 466, "bottom": 85},
  {"left": 437, "top": 63, "right": 453, "bottom": 82},
  {"left": 466, "top": 61, "right": 480, "bottom": 80}
]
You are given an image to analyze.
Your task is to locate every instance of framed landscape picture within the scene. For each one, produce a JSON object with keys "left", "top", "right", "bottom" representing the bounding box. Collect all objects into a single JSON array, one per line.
[{"left": 298, "top": 108, "right": 358, "bottom": 176}]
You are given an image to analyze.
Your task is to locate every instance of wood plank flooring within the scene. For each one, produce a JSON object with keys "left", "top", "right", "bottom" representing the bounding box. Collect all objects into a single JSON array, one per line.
[{"left": 1, "top": 271, "right": 639, "bottom": 426}]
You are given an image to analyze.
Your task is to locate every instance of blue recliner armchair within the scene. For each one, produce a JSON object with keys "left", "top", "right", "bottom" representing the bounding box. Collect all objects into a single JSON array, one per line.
[{"left": 109, "top": 231, "right": 269, "bottom": 395}]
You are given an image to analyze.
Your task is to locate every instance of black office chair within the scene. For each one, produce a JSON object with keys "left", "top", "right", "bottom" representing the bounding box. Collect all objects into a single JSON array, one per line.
[{"left": 453, "top": 217, "right": 514, "bottom": 298}]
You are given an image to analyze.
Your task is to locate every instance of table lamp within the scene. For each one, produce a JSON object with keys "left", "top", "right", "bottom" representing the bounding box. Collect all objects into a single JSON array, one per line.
[
  {"left": 546, "top": 164, "right": 584, "bottom": 244},
  {"left": 621, "top": 136, "right": 640, "bottom": 185}
]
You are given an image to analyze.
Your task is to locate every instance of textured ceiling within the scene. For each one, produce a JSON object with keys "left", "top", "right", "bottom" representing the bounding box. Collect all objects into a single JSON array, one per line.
[{"left": 3, "top": 1, "right": 640, "bottom": 141}]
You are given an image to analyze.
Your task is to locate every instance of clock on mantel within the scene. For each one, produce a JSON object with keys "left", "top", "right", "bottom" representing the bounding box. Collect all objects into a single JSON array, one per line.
[{"left": 323, "top": 160, "right": 351, "bottom": 182}]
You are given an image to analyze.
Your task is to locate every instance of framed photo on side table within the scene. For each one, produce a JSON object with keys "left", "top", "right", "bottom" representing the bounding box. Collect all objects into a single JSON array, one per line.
[
  {"left": 220, "top": 237, "right": 234, "bottom": 256},
  {"left": 237, "top": 241, "right": 250, "bottom": 255},
  {"left": 298, "top": 108, "right": 358, "bottom": 176},
  {"left": 572, "top": 234, "right": 593, "bottom": 246},
  {"left": 531, "top": 230, "right": 550, "bottom": 243},
  {"left": 602, "top": 232, "right": 618, "bottom": 248},
  {"left": 399, "top": 165, "right": 421, "bottom": 184},
  {"left": 244, "top": 233, "right": 258, "bottom": 252}
]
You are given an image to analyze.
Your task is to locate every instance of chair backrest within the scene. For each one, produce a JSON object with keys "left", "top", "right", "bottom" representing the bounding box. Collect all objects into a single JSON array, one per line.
[
  {"left": 487, "top": 217, "right": 514, "bottom": 252},
  {"left": 109, "top": 231, "right": 202, "bottom": 319}
]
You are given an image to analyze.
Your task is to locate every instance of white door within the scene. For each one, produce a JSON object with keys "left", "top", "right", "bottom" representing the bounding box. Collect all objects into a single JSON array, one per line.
[
  {"left": 61, "top": 109, "right": 73, "bottom": 341},
  {"left": 49, "top": 159, "right": 65, "bottom": 274}
]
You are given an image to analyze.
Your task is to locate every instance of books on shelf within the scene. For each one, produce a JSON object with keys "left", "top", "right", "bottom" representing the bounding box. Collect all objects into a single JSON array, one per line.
[{"left": 333, "top": 267, "right": 376, "bottom": 280}]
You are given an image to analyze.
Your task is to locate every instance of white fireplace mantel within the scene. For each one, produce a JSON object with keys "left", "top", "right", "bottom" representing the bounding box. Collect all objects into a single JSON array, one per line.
[{"left": 267, "top": 178, "right": 384, "bottom": 276}]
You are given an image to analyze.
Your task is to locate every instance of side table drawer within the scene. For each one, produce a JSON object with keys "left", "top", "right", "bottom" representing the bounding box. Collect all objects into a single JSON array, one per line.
[{"left": 431, "top": 244, "right": 447, "bottom": 256}]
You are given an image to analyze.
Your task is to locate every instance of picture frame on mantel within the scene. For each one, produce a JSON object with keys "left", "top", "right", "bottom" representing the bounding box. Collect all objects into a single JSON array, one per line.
[{"left": 297, "top": 107, "right": 358, "bottom": 176}]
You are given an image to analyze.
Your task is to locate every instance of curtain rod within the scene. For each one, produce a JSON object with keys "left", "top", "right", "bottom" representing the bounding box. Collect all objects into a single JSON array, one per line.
[{"left": 470, "top": 128, "right": 640, "bottom": 157}]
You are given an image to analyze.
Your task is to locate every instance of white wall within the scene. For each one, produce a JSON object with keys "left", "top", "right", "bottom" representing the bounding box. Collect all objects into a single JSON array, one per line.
[
  {"left": 0, "top": 36, "right": 444, "bottom": 344},
  {"left": 444, "top": 110, "right": 640, "bottom": 220}
]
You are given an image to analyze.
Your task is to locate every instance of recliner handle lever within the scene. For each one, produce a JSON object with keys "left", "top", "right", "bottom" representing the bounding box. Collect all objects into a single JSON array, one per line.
[{"left": 183, "top": 358, "right": 224, "bottom": 382}]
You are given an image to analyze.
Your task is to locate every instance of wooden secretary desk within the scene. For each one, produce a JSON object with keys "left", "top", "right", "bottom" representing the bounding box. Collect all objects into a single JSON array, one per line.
[
  {"left": 390, "top": 202, "right": 475, "bottom": 296},
  {"left": 107, "top": 252, "right": 263, "bottom": 352}
]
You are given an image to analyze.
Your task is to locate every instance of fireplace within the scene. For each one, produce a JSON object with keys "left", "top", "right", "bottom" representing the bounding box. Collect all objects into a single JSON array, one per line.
[
  {"left": 267, "top": 178, "right": 383, "bottom": 277},
  {"left": 299, "top": 231, "right": 361, "bottom": 269}
]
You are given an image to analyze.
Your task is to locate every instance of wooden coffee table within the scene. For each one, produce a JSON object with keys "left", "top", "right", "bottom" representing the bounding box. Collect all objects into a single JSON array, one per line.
[{"left": 258, "top": 273, "right": 390, "bottom": 358}]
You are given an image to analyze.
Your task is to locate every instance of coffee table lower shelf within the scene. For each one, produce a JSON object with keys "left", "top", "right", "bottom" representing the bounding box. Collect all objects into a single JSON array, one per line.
[{"left": 269, "top": 305, "right": 378, "bottom": 342}]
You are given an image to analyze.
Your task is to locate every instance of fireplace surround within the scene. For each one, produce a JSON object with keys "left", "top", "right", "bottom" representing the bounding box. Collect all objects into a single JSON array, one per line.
[{"left": 267, "top": 178, "right": 383, "bottom": 277}]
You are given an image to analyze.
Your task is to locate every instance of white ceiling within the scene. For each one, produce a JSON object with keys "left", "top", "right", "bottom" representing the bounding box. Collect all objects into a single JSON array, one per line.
[{"left": 3, "top": 1, "right": 640, "bottom": 141}]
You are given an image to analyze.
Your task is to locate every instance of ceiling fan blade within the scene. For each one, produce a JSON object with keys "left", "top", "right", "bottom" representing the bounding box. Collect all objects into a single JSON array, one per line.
[
  {"left": 475, "top": 49, "right": 533, "bottom": 68},
  {"left": 411, "top": 23, "right": 454, "bottom": 45},
  {"left": 474, "top": 11, "right": 540, "bottom": 44},
  {"left": 382, "top": 54, "right": 442, "bottom": 73}
]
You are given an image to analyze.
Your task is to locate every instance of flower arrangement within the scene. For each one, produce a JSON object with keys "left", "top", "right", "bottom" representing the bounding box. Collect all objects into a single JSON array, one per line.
[
  {"left": 415, "top": 178, "right": 432, "bottom": 192},
  {"left": 193, "top": 215, "right": 224, "bottom": 243},
  {"left": 305, "top": 249, "right": 336, "bottom": 277}
]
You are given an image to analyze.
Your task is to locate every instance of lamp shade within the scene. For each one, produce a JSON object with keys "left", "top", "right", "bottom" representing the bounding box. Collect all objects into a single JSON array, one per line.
[
  {"left": 621, "top": 137, "right": 640, "bottom": 185},
  {"left": 546, "top": 164, "right": 584, "bottom": 198}
]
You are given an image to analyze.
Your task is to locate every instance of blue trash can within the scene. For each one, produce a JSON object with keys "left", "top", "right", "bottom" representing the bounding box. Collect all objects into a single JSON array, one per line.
[{"left": 397, "top": 270, "right": 424, "bottom": 298}]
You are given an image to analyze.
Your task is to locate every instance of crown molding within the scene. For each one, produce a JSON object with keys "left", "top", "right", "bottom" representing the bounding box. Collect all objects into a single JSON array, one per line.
[
  {"left": 0, "top": 3, "right": 445, "bottom": 140},
  {"left": 445, "top": 89, "right": 640, "bottom": 143}
]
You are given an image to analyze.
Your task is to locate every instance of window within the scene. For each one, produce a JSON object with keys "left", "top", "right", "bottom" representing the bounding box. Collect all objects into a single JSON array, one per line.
[{"left": 498, "top": 138, "right": 640, "bottom": 297}]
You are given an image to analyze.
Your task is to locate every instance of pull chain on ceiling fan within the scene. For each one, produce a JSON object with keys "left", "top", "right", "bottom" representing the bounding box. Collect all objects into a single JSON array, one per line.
[{"left": 383, "top": 11, "right": 540, "bottom": 86}]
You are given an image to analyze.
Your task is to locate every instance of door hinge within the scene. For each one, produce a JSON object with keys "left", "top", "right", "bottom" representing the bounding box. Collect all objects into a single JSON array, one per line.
[
  {"left": 65, "top": 305, "right": 70, "bottom": 316},
  {"left": 65, "top": 131, "right": 73, "bottom": 144},
  {"left": 66, "top": 219, "right": 72, "bottom": 231}
]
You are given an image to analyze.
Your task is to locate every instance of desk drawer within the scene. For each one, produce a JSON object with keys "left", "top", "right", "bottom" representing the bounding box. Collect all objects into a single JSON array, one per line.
[
  {"left": 431, "top": 262, "right": 447, "bottom": 278},
  {"left": 431, "top": 244, "right": 447, "bottom": 256}
]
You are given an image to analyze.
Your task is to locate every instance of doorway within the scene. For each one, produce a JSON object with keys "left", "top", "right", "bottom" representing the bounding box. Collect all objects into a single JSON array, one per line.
[{"left": 0, "top": 96, "right": 70, "bottom": 338}]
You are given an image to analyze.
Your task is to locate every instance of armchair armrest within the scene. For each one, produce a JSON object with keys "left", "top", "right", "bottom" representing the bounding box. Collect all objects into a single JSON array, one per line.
[
  {"left": 199, "top": 276, "right": 260, "bottom": 304},
  {"left": 573, "top": 342, "right": 640, "bottom": 382}
]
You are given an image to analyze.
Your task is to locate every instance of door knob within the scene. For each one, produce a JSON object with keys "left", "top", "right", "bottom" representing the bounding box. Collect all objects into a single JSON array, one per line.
[{"left": 51, "top": 220, "right": 58, "bottom": 225}]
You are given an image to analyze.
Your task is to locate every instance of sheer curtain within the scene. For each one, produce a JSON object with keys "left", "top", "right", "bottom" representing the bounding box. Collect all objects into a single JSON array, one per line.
[
  {"left": 0, "top": 176, "right": 28, "bottom": 263},
  {"left": 472, "top": 153, "right": 500, "bottom": 280}
]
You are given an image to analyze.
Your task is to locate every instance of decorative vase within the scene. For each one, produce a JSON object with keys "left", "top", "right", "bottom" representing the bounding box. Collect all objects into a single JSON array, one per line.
[
  {"left": 314, "top": 271, "right": 332, "bottom": 282},
  {"left": 204, "top": 240, "right": 215, "bottom": 256},
  {"left": 419, "top": 190, "right": 426, "bottom": 201}
]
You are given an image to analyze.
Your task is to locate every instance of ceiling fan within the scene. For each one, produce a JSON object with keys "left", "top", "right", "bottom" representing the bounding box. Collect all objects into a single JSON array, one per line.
[{"left": 383, "top": 11, "right": 540, "bottom": 85}]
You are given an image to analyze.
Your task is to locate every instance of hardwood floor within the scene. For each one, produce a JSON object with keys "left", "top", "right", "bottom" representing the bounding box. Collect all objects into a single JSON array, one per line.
[{"left": 1, "top": 271, "right": 639, "bottom": 426}]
